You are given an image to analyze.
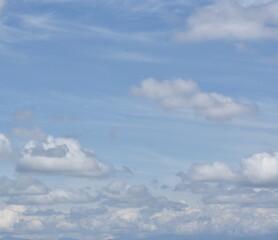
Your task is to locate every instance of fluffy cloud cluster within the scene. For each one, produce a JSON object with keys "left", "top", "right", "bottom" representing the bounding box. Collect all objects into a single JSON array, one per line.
[
  {"left": 175, "top": 150, "right": 278, "bottom": 207},
  {"left": 17, "top": 136, "right": 113, "bottom": 177},
  {"left": 186, "top": 162, "right": 238, "bottom": 182},
  {"left": 181, "top": 151, "right": 278, "bottom": 186},
  {"left": 132, "top": 78, "right": 253, "bottom": 120},
  {"left": 176, "top": 0, "right": 278, "bottom": 41}
]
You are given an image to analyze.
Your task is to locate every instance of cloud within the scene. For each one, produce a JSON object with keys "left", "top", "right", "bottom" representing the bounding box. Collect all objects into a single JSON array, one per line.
[
  {"left": 11, "top": 201, "right": 278, "bottom": 239},
  {"left": 0, "top": 133, "right": 13, "bottom": 160},
  {"left": 202, "top": 188, "right": 278, "bottom": 205},
  {"left": 175, "top": 0, "right": 278, "bottom": 41},
  {"left": 241, "top": 152, "right": 278, "bottom": 186},
  {"left": 13, "top": 110, "right": 34, "bottom": 122},
  {"left": 3, "top": 181, "right": 278, "bottom": 239},
  {"left": 8, "top": 189, "right": 93, "bottom": 205},
  {"left": 97, "top": 180, "right": 185, "bottom": 210},
  {"left": 186, "top": 162, "right": 239, "bottom": 182},
  {"left": 17, "top": 135, "right": 113, "bottom": 177},
  {"left": 132, "top": 78, "right": 254, "bottom": 121},
  {"left": 175, "top": 150, "right": 278, "bottom": 207},
  {"left": 0, "top": 205, "right": 26, "bottom": 232},
  {"left": 0, "top": 175, "right": 47, "bottom": 196},
  {"left": 179, "top": 151, "right": 278, "bottom": 187}
]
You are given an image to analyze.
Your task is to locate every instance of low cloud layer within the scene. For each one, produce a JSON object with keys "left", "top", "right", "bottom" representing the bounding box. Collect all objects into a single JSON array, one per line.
[
  {"left": 17, "top": 136, "right": 113, "bottom": 177},
  {"left": 132, "top": 78, "right": 254, "bottom": 121}
]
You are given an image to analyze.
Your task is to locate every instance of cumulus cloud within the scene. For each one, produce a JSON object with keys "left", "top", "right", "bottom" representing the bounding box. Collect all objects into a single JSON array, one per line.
[
  {"left": 17, "top": 135, "right": 113, "bottom": 177},
  {"left": 179, "top": 151, "right": 278, "bottom": 187},
  {"left": 175, "top": 150, "right": 278, "bottom": 207},
  {"left": 186, "top": 162, "right": 239, "bottom": 182},
  {"left": 0, "top": 133, "right": 13, "bottom": 160},
  {"left": 132, "top": 78, "right": 254, "bottom": 121},
  {"left": 0, "top": 205, "right": 26, "bottom": 232},
  {"left": 175, "top": 0, "right": 278, "bottom": 41},
  {"left": 241, "top": 152, "right": 278, "bottom": 186}
]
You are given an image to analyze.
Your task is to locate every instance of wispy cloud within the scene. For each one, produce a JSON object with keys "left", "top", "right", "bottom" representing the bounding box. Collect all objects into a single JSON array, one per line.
[{"left": 104, "top": 51, "right": 167, "bottom": 63}]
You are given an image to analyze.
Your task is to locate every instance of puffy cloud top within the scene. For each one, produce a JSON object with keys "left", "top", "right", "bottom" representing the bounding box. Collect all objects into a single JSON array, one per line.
[
  {"left": 187, "top": 162, "right": 238, "bottom": 182},
  {"left": 241, "top": 152, "right": 278, "bottom": 186},
  {"left": 17, "top": 136, "right": 113, "bottom": 177}
]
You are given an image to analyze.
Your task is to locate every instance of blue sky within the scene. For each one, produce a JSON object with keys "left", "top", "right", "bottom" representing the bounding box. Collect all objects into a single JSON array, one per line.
[{"left": 1, "top": 0, "right": 278, "bottom": 239}]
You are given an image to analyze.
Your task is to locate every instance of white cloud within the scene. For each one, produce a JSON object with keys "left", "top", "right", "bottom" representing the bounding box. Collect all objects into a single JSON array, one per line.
[
  {"left": 132, "top": 78, "right": 254, "bottom": 121},
  {"left": 0, "top": 133, "right": 12, "bottom": 160},
  {"left": 176, "top": 0, "right": 278, "bottom": 41},
  {"left": 0, "top": 205, "right": 26, "bottom": 232},
  {"left": 241, "top": 152, "right": 278, "bottom": 186},
  {"left": 17, "top": 135, "right": 113, "bottom": 177},
  {"left": 187, "top": 162, "right": 238, "bottom": 182},
  {"left": 181, "top": 151, "right": 278, "bottom": 187}
]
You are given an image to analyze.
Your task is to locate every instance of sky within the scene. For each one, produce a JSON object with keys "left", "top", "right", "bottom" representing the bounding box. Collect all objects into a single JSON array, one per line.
[{"left": 1, "top": 0, "right": 278, "bottom": 239}]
